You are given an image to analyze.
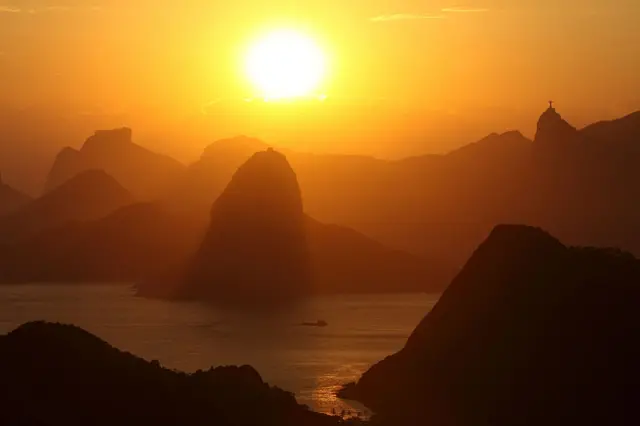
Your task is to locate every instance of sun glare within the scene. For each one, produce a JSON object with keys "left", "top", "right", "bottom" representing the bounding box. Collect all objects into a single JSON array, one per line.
[{"left": 246, "top": 29, "right": 327, "bottom": 100}]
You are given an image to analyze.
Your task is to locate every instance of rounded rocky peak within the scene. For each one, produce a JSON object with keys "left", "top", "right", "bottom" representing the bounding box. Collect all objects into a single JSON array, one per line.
[
  {"left": 209, "top": 148, "right": 304, "bottom": 225},
  {"left": 185, "top": 148, "right": 310, "bottom": 305},
  {"left": 535, "top": 105, "right": 577, "bottom": 144},
  {"left": 539, "top": 105, "right": 559, "bottom": 119},
  {"left": 537, "top": 106, "right": 562, "bottom": 128},
  {"left": 221, "top": 149, "right": 301, "bottom": 206},
  {"left": 484, "top": 224, "right": 565, "bottom": 252},
  {"left": 6, "top": 321, "right": 108, "bottom": 349},
  {"left": 245, "top": 146, "right": 288, "bottom": 166}
]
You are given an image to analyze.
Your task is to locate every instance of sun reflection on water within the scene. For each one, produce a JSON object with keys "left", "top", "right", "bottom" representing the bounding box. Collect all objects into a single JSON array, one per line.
[{"left": 304, "top": 364, "right": 373, "bottom": 419}]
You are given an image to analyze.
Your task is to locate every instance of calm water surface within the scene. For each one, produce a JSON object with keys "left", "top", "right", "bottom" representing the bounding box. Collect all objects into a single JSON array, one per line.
[{"left": 0, "top": 285, "right": 438, "bottom": 415}]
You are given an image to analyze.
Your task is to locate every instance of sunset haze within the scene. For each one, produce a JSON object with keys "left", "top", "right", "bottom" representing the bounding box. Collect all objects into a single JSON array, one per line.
[{"left": 0, "top": 0, "right": 639, "bottom": 189}]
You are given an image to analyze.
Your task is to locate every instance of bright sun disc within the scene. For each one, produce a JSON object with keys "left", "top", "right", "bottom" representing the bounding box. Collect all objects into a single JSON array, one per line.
[{"left": 246, "top": 29, "right": 326, "bottom": 100}]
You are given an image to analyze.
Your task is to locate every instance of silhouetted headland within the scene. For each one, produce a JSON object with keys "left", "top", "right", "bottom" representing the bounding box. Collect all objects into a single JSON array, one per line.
[
  {"left": 339, "top": 224, "right": 640, "bottom": 426},
  {"left": 0, "top": 321, "right": 359, "bottom": 426}
]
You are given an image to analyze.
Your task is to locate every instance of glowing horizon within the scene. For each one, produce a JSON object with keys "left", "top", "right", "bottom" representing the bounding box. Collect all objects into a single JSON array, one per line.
[{"left": 0, "top": 0, "right": 638, "bottom": 164}]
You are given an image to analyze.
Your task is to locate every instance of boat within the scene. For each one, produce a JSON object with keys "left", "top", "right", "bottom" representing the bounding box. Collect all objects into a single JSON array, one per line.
[{"left": 301, "top": 320, "right": 328, "bottom": 327}]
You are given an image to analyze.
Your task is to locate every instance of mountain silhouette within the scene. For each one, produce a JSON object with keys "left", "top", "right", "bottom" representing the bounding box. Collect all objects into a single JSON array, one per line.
[
  {"left": 3, "top": 107, "right": 639, "bottom": 289},
  {"left": 141, "top": 149, "right": 449, "bottom": 303},
  {"left": 0, "top": 169, "right": 135, "bottom": 243},
  {"left": 164, "top": 108, "right": 640, "bottom": 271},
  {"left": 0, "top": 173, "right": 32, "bottom": 216},
  {"left": 0, "top": 202, "right": 204, "bottom": 283},
  {"left": 340, "top": 225, "right": 640, "bottom": 426},
  {"left": 526, "top": 107, "right": 640, "bottom": 253},
  {"left": 45, "top": 128, "right": 186, "bottom": 200},
  {"left": 166, "top": 135, "right": 271, "bottom": 213},
  {"left": 305, "top": 217, "right": 451, "bottom": 293},
  {"left": 181, "top": 148, "right": 311, "bottom": 305},
  {"left": 0, "top": 321, "right": 347, "bottom": 426},
  {"left": 534, "top": 105, "right": 581, "bottom": 150},
  {"left": 581, "top": 110, "right": 640, "bottom": 150},
  {"left": 163, "top": 137, "right": 393, "bottom": 224},
  {"left": 167, "top": 130, "right": 534, "bottom": 266}
]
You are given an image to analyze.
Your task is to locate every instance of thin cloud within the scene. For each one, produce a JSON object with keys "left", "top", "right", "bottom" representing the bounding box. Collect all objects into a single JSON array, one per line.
[
  {"left": 0, "top": 6, "right": 21, "bottom": 13},
  {"left": 0, "top": 4, "right": 100, "bottom": 14},
  {"left": 44, "top": 6, "right": 72, "bottom": 11},
  {"left": 442, "top": 7, "right": 489, "bottom": 13},
  {"left": 370, "top": 14, "right": 445, "bottom": 23},
  {"left": 28, "top": 6, "right": 73, "bottom": 14}
]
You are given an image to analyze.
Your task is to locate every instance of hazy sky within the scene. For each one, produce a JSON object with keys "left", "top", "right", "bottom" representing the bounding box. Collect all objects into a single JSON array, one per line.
[{"left": 1, "top": 0, "right": 639, "bottom": 158}]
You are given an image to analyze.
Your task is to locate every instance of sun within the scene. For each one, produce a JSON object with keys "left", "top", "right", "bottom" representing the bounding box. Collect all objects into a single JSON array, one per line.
[{"left": 245, "top": 29, "right": 327, "bottom": 100}]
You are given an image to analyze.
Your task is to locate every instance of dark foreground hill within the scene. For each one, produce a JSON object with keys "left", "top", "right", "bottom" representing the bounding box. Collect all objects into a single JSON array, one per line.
[
  {"left": 140, "top": 149, "right": 450, "bottom": 304},
  {"left": 0, "top": 321, "right": 358, "bottom": 426},
  {"left": 340, "top": 225, "right": 640, "bottom": 426}
]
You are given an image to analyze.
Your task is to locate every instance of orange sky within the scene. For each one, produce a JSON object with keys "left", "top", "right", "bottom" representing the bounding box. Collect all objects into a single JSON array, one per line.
[{"left": 1, "top": 0, "right": 639, "bottom": 159}]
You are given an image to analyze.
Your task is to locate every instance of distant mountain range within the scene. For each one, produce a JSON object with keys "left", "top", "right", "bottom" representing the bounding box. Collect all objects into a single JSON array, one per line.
[
  {"left": 0, "top": 106, "right": 638, "bottom": 292},
  {"left": 0, "top": 142, "right": 449, "bottom": 296},
  {"left": 0, "top": 174, "right": 31, "bottom": 216},
  {"left": 0, "top": 202, "right": 203, "bottom": 283},
  {"left": 156, "top": 107, "right": 640, "bottom": 266},
  {"left": 45, "top": 128, "right": 186, "bottom": 200},
  {"left": 0, "top": 169, "right": 134, "bottom": 243}
]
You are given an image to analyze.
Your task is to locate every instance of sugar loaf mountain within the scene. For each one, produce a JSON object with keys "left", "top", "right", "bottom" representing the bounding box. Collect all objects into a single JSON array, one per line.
[{"left": 138, "top": 148, "right": 447, "bottom": 302}]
